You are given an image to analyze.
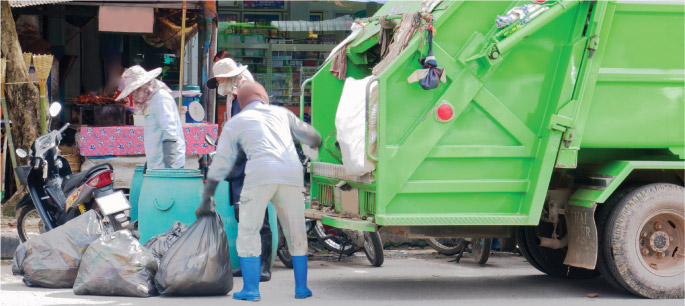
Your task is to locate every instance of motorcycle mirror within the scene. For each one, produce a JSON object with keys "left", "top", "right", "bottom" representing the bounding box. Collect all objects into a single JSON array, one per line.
[
  {"left": 49, "top": 102, "right": 62, "bottom": 117},
  {"left": 205, "top": 134, "right": 216, "bottom": 147},
  {"left": 16, "top": 148, "right": 27, "bottom": 158}
]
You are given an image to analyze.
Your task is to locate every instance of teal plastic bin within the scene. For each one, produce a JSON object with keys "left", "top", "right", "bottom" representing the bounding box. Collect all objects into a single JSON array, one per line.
[
  {"left": 138, "top": 169, "right": 204, "bottom": 244},
  {"left": 137, "top": 168, "right": 278, "bottom": 271},
  {"left": 128, "top": 164, "right": 145, "bottom": 222}
]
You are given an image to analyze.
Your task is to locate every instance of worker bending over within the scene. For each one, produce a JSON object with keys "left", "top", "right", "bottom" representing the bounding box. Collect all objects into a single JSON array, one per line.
[
  {"left": 206, "top": 58, "right": 275, "bottom": 281},
  {"left": 196, "top": 81, "right": 321, "bottom": 301}
]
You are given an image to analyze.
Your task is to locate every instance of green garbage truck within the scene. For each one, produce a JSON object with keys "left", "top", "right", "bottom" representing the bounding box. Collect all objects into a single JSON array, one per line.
[{"left": 302, "top": 0, "right": 684, "bottom": 299}]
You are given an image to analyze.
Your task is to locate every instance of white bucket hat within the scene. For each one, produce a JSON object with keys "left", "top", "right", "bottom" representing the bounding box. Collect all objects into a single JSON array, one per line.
[
  {"left": 115, "top": 65, "right": 162, "bottom": 101},
  {"left": 206, "top": 58, "right": 248, "bottom": 89}
]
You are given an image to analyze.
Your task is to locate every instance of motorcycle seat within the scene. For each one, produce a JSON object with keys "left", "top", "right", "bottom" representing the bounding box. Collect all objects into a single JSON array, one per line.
[{"left": 62, "top": 163, "right": 113, "bottom": 193}]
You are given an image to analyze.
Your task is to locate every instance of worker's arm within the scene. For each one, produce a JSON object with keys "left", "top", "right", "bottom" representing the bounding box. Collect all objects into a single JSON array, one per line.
[
  {"left": 287, "top": 111, "right": 322, "bottom": 148},
  {"left": 156, "top": 96, "right": 182, "bottom": 167},
  {"left": 206, "top": 125, "right": 240, "bottom": 181},
  {"left": 196, "top": 179, "right": 218, "bottom": 216},
  {"left": 162, "top": 141, "right": 177, "bottom": 168},
  {"left": 197, "top": 126, "right": 240, "bottom": 216}
]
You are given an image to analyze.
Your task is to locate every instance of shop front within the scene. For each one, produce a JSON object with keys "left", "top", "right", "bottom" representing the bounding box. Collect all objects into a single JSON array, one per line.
[{"left": 214, "top": 1, "right": 383, "bottom": 127}]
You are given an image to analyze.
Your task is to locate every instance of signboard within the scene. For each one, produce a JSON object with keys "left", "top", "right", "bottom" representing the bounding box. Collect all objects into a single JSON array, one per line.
[{"left": 99, "top": 6, "right": 154, "bottom": 33}]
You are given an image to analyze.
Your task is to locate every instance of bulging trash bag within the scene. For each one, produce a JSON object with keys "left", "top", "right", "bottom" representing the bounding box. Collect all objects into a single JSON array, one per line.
[
  {"left": 73, "top": 230, "right": 158, "bottom": 297},
  {"left": 154, "top": 213, "right": 232, "bottom": 296},
  {"left": 12, "top": 210, "right": 103, "bottom": 288},
  {"left": 143, "top": 221, "right": 188, "bottom": 263}
]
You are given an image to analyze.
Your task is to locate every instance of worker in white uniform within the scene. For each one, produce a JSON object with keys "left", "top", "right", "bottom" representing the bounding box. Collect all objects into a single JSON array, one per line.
[
  {"left": 116, "top": 65, "right": 185, "bottom": 169},
  {"left": 196, "top": 81, "right": 321, "bottom": 301},
  {"left": 207, "top": 58, "right": 275, "bottom": 281}
]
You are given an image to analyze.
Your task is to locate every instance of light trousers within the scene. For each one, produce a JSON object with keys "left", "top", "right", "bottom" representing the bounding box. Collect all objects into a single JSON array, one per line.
[{"left": 236, "top": 184, "right": 307, "bottom": 257}]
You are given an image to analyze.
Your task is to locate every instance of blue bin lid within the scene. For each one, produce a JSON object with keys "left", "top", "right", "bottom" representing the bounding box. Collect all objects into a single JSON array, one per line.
[
  {"left": 144, "top": 169, "right": 203, "bottom": 178},
  {"left": 169, "top": 85, "right": 201, "bottom": 91}
]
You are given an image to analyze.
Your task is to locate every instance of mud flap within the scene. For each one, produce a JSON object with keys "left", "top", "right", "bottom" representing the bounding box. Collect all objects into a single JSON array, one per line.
[{"left": 563, "top": 202, "right": 598, "bottom": 270}]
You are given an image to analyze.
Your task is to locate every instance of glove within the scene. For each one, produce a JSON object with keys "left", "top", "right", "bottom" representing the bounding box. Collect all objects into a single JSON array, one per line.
[
  {"left": 301, "top": 145, "right": 318, "bottom": 161},
  {"left": 162, "top": 140, "right": 178, "bottom": 168},
  {"left": 196, "top": 179, "right": 219, "bottom": 217}
]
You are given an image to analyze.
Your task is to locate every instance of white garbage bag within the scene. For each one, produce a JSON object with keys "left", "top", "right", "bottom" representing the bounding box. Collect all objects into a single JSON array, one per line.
[{"left": 335, "top": 76, "right": 377, "bottom": 176}]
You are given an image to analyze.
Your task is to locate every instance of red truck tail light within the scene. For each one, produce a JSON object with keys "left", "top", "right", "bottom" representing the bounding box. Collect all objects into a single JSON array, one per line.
[
  {"left": 87, "top": 170, "right": 114, "bottom": 188},
  {"left": 436, "top": 103, "right": 454, "bottom": 122}
]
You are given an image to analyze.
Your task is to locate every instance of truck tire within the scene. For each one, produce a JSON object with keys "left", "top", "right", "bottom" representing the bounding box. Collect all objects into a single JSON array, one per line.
[
  {"left": 599, "top": 183, "right": 684, "bottom": 299},
  {"left": 518, "top": 223, "right": 599, "bottom": 279},
  {"left": 596, "top": 185, "right": 640, "bottom": 292},
  {"left": 516, "top": 229, "right": 546, "bottom": 273}
]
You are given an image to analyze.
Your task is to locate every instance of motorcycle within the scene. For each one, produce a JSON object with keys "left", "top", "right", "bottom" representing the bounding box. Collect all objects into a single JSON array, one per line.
[
  {"left": 14, "top": 102, "right": 131, "bottom": 242},
  {"left": 280, "top": 142, "right": 385, "bottom": 267},
  {"left": 426, "top": 237, "right": 492, "bottom": 265}
]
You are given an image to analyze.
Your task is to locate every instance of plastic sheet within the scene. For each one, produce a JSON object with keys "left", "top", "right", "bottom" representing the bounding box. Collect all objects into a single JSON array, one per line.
[
  {"left": 335, "top": 76, "right": 377, "bottom": 176},
  {"left": 73, "top": 230, "right": 158, "bottom": 297},
  {"left": 154, "top": 213, "right": 232, "bottom": 296},
  {"left": 12, "top": 210, "right": 103, "bottom": 288},
  {"left": 143, "top": 221, "right": 188, "bottom": 263}
]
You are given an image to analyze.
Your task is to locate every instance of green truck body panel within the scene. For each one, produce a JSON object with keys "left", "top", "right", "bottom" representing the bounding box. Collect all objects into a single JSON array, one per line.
[
  {"left": 570, "top": 160, "right": 685, "bottom": 207},
  {"left": 308, "top": 0, "right": 685, "bottom": 229}
]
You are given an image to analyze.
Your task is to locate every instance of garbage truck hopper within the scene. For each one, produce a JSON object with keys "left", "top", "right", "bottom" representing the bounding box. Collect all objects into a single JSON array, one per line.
[{"left": 306, "top": 0, "right": 683, "bottom": 228}]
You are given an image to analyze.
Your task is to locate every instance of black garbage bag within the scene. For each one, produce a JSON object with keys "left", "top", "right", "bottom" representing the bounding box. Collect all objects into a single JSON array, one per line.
[
  {"left": 154, "top": 213, "right": 232, "bottom": 296},
  {"left": 143, "top": 221, "right": 188, "bottom": 263},
  {"left": 12, "top": 210, "right": 103, "bottom": 288},
  {"left": 73, "top": 230, "right": 158, "bottom": 297}
]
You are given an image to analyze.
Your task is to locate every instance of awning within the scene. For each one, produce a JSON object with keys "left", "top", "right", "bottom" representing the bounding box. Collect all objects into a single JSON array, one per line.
[{"left": 8, "top": 0, "right": 72, "bottom": 7}]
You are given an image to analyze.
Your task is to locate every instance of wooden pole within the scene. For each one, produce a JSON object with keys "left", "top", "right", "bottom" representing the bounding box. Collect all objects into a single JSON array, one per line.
[{"left": 177, "top": 0, "right": 187, "bottom": 116}]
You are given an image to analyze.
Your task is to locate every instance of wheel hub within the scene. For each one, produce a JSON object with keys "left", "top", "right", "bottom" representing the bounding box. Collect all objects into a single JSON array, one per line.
[
  {"left": 637, "top": 210, "right": 684, "bottom": 277},
  {"left": 649, "top": 231, "right": 670, "bottom": 253}
]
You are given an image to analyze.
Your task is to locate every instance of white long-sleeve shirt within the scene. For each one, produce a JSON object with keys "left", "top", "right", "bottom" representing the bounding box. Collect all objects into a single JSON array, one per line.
[
  {"left": 144, "top": 90, "right": 186, "bottom": 169},
  {"left": 207, "top": 101, "right": 321, "bottom": 188}
]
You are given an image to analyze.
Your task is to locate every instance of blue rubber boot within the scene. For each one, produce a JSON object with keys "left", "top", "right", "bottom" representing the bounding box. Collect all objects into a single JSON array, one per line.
[
  {"left": 292, "top": 255, "right": 312, "bottom": 299},
  {"left": 233, "top": 257, "right": 261, "bottom": 301}
]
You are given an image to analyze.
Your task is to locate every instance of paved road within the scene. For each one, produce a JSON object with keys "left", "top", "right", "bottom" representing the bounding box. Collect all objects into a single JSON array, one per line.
[{"left": 1, "top": 252, "right": 682, "bottom": 306}]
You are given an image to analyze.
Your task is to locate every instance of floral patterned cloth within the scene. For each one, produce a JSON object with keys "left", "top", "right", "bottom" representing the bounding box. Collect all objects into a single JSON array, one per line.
[{"left": 79, "top": 124, "right": 218, "bottom": 157}]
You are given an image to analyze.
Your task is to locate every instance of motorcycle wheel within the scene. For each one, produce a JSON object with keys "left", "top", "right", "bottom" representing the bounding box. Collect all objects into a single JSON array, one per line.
[
  {"left": 471, "top": 237, "right": 492, "bottom": 265},
  {"left": 426, "top": 238, "right": 467, "bottom": 255},
  {"left": 313, "top": 220, "right": 356, "bottom": 256},
  {"left": 277, "top": 224, "right": 293, "bottom": 268},
  {"left": 17, "top": 204, "right": 46, "bottom": 243},
  {"left": 363, "top": 232, "right": 384, "bottom": 267}
]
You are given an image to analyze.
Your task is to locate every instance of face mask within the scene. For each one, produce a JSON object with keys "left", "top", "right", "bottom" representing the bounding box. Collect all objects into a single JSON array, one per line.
[
  {"left": 218, "top": 82, "right": 231, "bottom": 96},
  {"left": 217, "top": 77, "right": 240, "bottom": 97},
  {"left": 131, "top": 86, "right": 154, "bottom": 113}
]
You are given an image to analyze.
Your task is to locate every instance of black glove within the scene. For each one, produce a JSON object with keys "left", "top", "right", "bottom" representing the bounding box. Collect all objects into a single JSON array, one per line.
[
  {"left": 196, "top": 179, "right": 219, "bottom": 217},
  {"left": 162, "top": 140, "right": 177, "bottom": 168}
]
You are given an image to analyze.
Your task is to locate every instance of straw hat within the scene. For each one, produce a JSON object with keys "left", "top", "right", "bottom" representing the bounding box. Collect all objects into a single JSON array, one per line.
[
  {"left": 206, "top": 58, "right": 248, "bottom": 89},
  {"left": 115, "top": 65, "right": 162, "bottom": 101}
]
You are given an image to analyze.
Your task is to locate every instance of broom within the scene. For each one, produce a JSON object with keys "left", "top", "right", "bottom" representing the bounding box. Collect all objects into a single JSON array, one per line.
[
  {"left": 1, "top": 58, "right": 20, "bottom": 187},
  {"left": 32, "top": 54, "right": 53, "bottom": 134},
  {"left": 22, "top": 52, "right": 32, "bottom": 70}
]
